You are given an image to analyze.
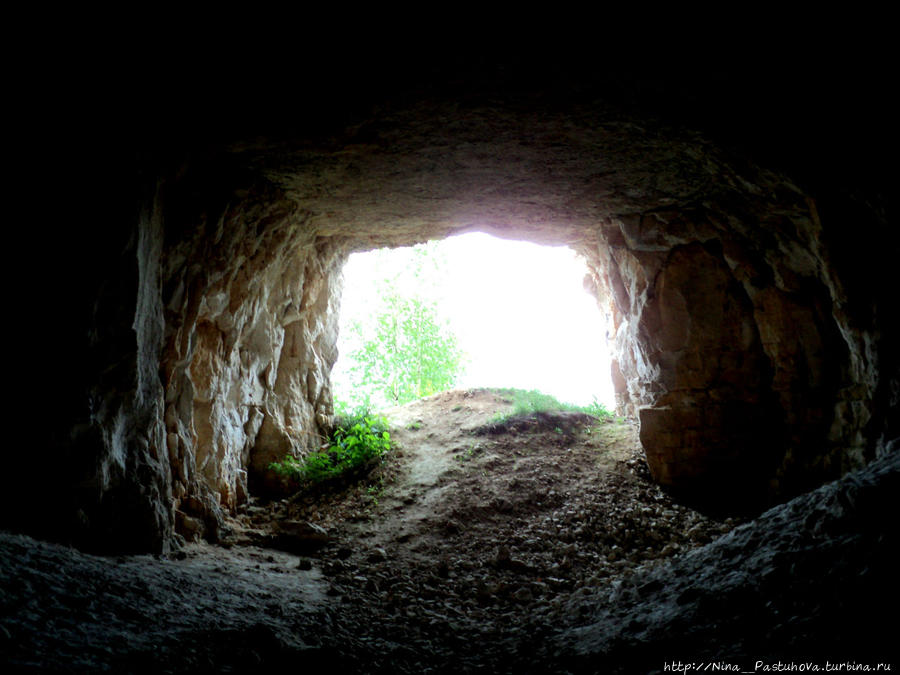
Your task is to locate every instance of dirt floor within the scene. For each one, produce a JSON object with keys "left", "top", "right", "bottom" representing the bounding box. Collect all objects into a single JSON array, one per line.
[
  {"left": 1, "top": 388, "right": 745, "bottom": 673},
  {"left": 223, "top": 389, "right": 742, "bottom": 671}
]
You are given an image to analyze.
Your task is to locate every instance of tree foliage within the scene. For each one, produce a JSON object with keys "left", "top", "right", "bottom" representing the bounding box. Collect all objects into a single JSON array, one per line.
[
  {"left": 334, "top": 242, "right": 466, "bottom": 411},
  {"left": 347, "top": 293, "right": 463, "bottom": 407}
]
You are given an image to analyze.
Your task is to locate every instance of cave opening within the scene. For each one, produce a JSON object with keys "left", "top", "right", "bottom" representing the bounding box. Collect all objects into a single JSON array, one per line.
[
  {"left": 332, "top": 231, "right": 616, "bottom": 414},
  {"left": 3, "top": 45, "right": 897, "bottom": 673}
]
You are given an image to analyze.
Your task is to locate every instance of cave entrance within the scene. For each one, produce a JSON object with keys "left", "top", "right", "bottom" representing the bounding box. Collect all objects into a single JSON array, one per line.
[{"left": 332, "top": 232, "right": 615, "bottom": 413}]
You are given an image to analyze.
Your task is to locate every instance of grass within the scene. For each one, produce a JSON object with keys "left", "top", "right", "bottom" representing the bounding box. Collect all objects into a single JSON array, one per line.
[
  {"left": 454, "top": 441, "right": 482, "bottom": 463},
  {"left": 491, "top": 388, "right": 613, "bottom": 423},
  {"left": 365, "top": 476, "right": 386, "bottom": 507},
  {"left": 471, "top": 388, "right": 614, "bottom": 437}
]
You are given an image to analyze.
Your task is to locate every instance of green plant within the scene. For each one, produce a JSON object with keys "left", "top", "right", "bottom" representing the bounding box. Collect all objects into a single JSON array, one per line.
[
  {"left": 366, "top": 477, "right": 385, "bottom": 506},
  {"left": 269, "top": 412, "right": 391, "bottom": 485},
  {"left": 454, "top": 442, "right": 479, "bottom": 463},
  {"left": 345, "top": 292, "right": 464, "bottom": 408},
  {"left": 582, "top": 395, "right": 614, "bottom": 420},
  {"left": 490, "top": 388, "right": 614, "bottom": 425},
  {"left": 331, "top": 241, "right": 467, "bottom": 411}
]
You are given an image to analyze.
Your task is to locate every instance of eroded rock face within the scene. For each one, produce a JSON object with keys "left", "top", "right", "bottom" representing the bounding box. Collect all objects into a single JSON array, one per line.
[
  {"left": 155, "top": 175, "right": 346, "bottom": 542},
  {"left": 584, "top": 192, "right": 871, "bottom": 503},
  {"left": 20, "top": 76, "right": 894, "bottom": 552}
]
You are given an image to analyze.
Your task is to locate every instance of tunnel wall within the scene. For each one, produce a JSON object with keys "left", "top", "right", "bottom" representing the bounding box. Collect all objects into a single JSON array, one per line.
[
  {"left": 583, "top": 196, "right": 876, "bottom": 504},
  {"left": 11, "top": 165, "right": 348, "bottom": 552},
  {"left": 10, "top": 85, "right": 894, "bottom": 553},
  {"left": 153, "top": 170, "right": 345, "bottom": 544}
]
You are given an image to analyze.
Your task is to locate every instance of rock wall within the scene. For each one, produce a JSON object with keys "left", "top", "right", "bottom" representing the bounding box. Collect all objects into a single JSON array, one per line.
[
  {"left": 68, "top": 189, "right": 174, "bottom": 553},
  {"left": 12, "top": 71, "right": 894, "bottom": 553},
  {"left": 582, "top": 189, "right": 874, "bottom": 504},
  {"left": 156, "top": 169, "right": 346, "bottom": 543}
]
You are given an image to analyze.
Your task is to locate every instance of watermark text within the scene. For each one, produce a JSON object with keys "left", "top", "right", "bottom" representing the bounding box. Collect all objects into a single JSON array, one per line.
[{"left": 662, "top": 661, "right": 893, "bottom": 673}]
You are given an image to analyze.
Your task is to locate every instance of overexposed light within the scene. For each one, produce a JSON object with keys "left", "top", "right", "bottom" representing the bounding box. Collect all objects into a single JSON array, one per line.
[{"left": 335, "top": 232, "right": 614, "bottom": 408}]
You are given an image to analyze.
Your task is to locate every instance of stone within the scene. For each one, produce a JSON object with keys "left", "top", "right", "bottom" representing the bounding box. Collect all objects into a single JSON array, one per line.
[
  {"left": 270, "top": 520, "right": 330, "bottom": 555},
  {"left": 366, "top": 547, "right": 388, "bottom": 563},
  {"left": 512, "top": 586, "right": 534, "bottom": 603},
  {"left": 15, "top": 60, "right": 895, "bottom": 553},
  {"left": 174, "top": 510, "right": 203, "bottom": 542}
]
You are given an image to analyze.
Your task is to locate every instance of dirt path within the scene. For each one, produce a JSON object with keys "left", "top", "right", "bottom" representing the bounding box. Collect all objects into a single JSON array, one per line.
[
  {"left": 355, "top": 389, "right": 536, "bottom": 552},
  {"left": 0, "top": 389, "right": 744, "bottom": 674},
  {"left": 4, "top": 402, "right": 894, "bottom": 672},
  {"left": 223, "top": 389, "right": 742, "bottom": 671}
]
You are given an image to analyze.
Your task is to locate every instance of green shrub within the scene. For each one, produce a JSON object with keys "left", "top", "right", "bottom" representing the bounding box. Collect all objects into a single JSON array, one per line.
[
  {"left": 343, "top": 292, "right": 464, "bottom": 408},
  {"left": 332, "top": 241, "right": 467, "bottom": 411},
  {"left": 269, "top": 412, "right": 391, "bottom": 485}
]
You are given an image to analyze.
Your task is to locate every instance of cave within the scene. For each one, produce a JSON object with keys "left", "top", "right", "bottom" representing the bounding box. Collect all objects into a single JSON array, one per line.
[
  {"left": 3, "top": 44, "right": 898, "bottom": 672},
  {"left": 332, "top": 233, "right": 616, "bottom": 411}
]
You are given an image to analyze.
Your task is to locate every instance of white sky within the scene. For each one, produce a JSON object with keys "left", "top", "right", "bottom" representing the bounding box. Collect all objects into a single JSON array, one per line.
[{"left": 335, "top": 232, "right": 615, "bottom": 408}]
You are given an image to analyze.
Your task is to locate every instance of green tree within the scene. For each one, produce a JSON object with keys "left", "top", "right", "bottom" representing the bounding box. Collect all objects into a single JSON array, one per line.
[
  {"left": 333, "top": 240, "right": 467, "bottom": 411},
  {"left": 345, "top": 290, "right": 464, "bottom": 409}
]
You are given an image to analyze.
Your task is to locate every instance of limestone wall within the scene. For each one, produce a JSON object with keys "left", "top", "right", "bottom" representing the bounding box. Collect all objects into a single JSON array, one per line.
[
  {"left": 25, "top": 89, "right": 892, "bottom": 553},
  {"left": 154, "top": 175, "right": 345, "bottom": 543},
  {"left": 582, "top": 195, "right": 874, "bottom": 504}
]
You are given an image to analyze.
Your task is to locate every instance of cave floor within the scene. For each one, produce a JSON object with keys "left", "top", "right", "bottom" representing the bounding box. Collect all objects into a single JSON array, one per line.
[
  {"left": 2, "top": 389, "right": 743, "bottom": 673},
  {"left": 225, "top": 389, "right": 741, "bottom": 671}
]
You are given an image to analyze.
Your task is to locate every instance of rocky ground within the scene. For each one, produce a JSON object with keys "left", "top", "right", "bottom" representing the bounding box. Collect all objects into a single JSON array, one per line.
[
  {"left": 229, "top": 389, "right": 743, "bottom": 672},
  {"left": 2, "top": 389, "right": 897, "bottom": 673}
]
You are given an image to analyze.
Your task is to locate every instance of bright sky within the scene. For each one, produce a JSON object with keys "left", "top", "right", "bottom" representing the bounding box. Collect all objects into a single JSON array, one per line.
[{"left": 334, "top": 232, "right": 615, "bottom": 408}]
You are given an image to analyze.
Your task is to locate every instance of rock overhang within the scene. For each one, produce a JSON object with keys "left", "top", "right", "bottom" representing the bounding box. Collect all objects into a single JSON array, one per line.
[
  {"left": 11, "top": 58, "right": 896, "bottom": 553},
  {"left": 166, "top": 93, "right": 876, "bottom": 517}
]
